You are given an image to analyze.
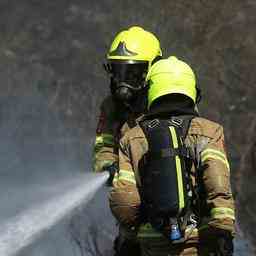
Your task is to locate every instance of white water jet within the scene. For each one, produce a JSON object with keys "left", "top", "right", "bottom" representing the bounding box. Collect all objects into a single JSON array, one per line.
[{"left": 0, "top": 172, "right": 108, "bottom": 256}]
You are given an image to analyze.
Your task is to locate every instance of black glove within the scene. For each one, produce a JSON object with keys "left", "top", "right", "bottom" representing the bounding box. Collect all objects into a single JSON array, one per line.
[
  {"left": 215, "top": 231, "right": 234, "bottom": 256},
  {"left": 103, "top": 162, "right": 118, "bottom": 186}
]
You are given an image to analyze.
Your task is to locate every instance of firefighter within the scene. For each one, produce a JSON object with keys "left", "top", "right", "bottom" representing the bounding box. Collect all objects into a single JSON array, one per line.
[
  {"left": 92, "top": 26, "right": 162, "bottom": 255},
  {"left": 109, "top": 56, "right": 235, "bottom": 255},
  {"left": 92, "top": 26, "right": 162, "bottom": 177}
]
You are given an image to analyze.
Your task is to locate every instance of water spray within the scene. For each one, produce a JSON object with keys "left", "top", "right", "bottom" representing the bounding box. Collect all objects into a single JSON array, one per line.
[{"left": 0, "top": 172, "right": 108, "bottom": 256}]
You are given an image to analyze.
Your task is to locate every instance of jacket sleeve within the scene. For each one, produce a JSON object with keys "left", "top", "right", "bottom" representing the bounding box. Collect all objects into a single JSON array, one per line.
[
  {"left": 92, "top": 99, "right": 118, "bottom": 172},
  {"left": 200, "top": 124, "right": 235, "bottom": 235},
  {"left": 109, "top": 135, "right": 141, "bottom": 228}
]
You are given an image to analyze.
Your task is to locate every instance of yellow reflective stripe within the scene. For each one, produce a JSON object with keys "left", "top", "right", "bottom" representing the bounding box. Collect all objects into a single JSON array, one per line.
[
  {"left": 201, "top": 148, "right": 230, "bottom": 170},
  {"left": 93, "top": 159, "right": 115, "bottom": 172},
  {"left": 94, "top": 134, "right": 115, "bottom": 153},
  {"left": 113, "top": 169, "right": 136, "bottom": 184},
  {"left": 137, "top": 223, "right": 163, "bottom": 238},
  {"left": 202, "top": 154, "right": 229, "bottom": 170},
  {"left": 169, "top": 126, "right": 179, "bottom": 148},
  {"left": 201, "top": 149, "right": 228, "bottom": 163},
  {"left": 211, "top": 207, "right": 235, "bottom": 220},
  {"left": 95, "top": 134, "right": 114, "bottom": 146},
  {"left": 185, "top": 226, "right": 199, "bottom": 237},
  {"left": 176, "top": 157, "right": 184, "bottom": 211},
  {"left": 95, "top": 135, "right": 103, "bottom": 144},
  {"left": 113, "top": 172, "right": 119, "bottom": 183},
  {"left": 138, "top": 223, "right": 199, "bottom": 239},
  {"left": 169, "top": 126, "right": 184, "bottom": 211}
]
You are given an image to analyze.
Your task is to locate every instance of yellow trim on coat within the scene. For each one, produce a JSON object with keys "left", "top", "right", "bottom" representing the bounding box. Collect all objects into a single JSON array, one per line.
[
  {"left": 211, "top": 207, "right": 235, "bottom": 220},
  {"left": 113, "top": 169, "right": 136, "bottom": 184},
  {"left": 169, "top": 126, "right": 185, "bottom": 211},
  {"left": 201, "top": 148, "right": 230, "bottom": 170}
]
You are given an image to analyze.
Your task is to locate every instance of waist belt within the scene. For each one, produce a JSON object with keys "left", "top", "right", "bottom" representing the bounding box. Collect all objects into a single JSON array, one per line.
[{"left": 137, "top": 223, "right": 199, "bottom": 240}]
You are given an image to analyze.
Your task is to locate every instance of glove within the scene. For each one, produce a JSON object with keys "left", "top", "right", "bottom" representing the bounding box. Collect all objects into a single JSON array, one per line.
[
  {"left": 215, "top": 230, "right": 234, "bottom": 256},
  {"left": 103, "top": 162, "right": 118, "bottom": 186}
]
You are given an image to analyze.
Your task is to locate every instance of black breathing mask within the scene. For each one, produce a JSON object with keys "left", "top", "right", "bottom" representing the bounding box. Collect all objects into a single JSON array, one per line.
[
  {"left": 114, "top": 81, "right": 136, "bottom": 102},
  {"left": 104, "top": 61, "right": 149, "bottom": 104}
]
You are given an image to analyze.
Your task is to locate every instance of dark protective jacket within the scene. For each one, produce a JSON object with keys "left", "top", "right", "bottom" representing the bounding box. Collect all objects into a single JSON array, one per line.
[
  {"left": 109, "top": 115, "right": 235, "bottom": 253},
  {"left": 92, "top": 95, "right": 144, "bottom": 172}
]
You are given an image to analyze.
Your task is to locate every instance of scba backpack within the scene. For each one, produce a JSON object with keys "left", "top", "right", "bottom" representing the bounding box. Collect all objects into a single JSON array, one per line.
[{"left": 139, "top": 116, "right": 196, "bottom": 242}]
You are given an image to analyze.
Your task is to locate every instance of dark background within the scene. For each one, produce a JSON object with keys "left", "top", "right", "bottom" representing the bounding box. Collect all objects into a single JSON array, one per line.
[{"left": 0, "top": 0, "right": 255, "bottom": 255}]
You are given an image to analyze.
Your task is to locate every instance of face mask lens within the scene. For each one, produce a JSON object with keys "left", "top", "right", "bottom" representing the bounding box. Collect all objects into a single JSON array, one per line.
[{"left": 109, "top": 62, "right": 148, "bottom": 89}]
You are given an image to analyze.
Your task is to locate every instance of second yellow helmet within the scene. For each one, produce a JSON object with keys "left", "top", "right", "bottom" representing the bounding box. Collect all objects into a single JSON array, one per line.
[{"left": 146, "top": 56, "right": 197, "bottom": 109}]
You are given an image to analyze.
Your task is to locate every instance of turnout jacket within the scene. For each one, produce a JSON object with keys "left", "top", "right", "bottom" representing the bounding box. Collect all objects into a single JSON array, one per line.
[
  {"left": 109, "top": 116, "right": 235, "bottom": 241},
  {"left": 93, "top": 95, "right": 144, "bottom": 172}
]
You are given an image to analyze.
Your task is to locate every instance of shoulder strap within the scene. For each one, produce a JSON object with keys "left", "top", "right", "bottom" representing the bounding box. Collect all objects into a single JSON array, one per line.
[
  {"left": 168, "top": 115, "right": 194, "bottom": 139},
  {"left": 140, "top": 114, "right": 194, "bottom": 134}
]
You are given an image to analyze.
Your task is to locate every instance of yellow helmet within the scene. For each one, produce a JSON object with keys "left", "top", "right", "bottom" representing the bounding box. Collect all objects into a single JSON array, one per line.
[
  {"left": 107, "top": 26, "right": 162, "bottom": 66},
  {"left": 105, "top": 26, "right": 162, "bottom": 104},
  {"left": 146, "top": 56, "right": 197, "bottom": 109}
]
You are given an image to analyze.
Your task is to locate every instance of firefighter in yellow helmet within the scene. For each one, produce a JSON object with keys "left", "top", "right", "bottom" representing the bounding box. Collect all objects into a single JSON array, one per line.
[
  {"left": 93, "top": 26, "right": 162, "bottom": 175},
  {"left": 92, "top": 26, "right": 162, "bottom": 255},
  {"left": 109, "top": 56, "right": 235, "bottom": 255}
]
